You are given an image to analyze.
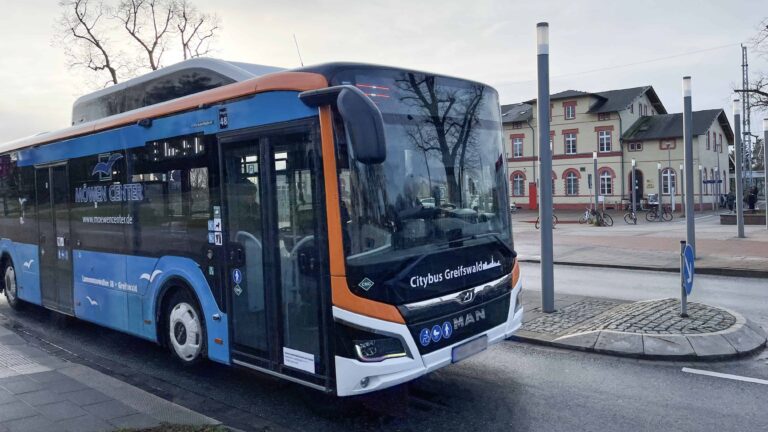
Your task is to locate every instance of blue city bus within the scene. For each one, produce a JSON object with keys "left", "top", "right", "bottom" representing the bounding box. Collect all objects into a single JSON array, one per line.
[{"left": 0, "top": 59, "right": 523, "bottom": 396}]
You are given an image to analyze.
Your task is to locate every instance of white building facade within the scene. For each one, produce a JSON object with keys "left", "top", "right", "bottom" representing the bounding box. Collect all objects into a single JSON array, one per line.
[{"left": 503, "top": 87, "right": 732, "bottom": 211}]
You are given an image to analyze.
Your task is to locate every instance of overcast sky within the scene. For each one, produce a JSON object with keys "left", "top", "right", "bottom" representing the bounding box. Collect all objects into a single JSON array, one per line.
[{"left": 0, "top": 0, "right": 766, "bottom": 141}]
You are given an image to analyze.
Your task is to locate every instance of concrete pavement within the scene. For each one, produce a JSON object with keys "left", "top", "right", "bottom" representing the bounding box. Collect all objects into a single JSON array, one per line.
[
  {"left": 513, "top": 210, "right": 768, "bottom": 277},
  {"left": 0, "top": 313, "right": 220, "bottom": 432}
]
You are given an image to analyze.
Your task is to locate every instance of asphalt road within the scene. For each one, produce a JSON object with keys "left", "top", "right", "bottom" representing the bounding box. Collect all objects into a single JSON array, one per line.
[{"left": 0, "top": 265, "right": 766, "bottom": 431}]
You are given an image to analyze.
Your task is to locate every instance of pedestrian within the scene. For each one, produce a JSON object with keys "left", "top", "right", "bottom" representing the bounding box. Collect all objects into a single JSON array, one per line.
[
  {"left": 727, "top": 191, "right": 735, "bottom": 213},
  {"left": 747, "top": 186, "right": 758, "bottom": 213}
]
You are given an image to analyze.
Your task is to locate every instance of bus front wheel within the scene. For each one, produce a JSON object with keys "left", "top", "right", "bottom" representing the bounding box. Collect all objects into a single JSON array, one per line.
[
  {"left": 3, "top": 263, "right": 22, "bottom": 311},
  {"left": 165, "top": 289, "right": 206, "bottom": 365}
]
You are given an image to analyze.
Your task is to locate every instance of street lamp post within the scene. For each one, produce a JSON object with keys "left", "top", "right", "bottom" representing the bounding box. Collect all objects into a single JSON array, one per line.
[
  {"left": 631, "top": 159, "right": 636, "bottom": 214},
  {"left": 734, "top": 100, "right": 745, "bottom": 238},
  {"left": 658, "top": 162, "right": 662, "bottom": 221},
  {"left": 682, "top": 77, "right": 696, "bottom": 256},
  {"left": 593, "top": 152, "right": 599, "bottom": 214},
  {"left": 679, "top": 163, "right": 685, "bottom": 215},
  {"left": 537, "top": 22, "right": 555, "bottom": 313}
]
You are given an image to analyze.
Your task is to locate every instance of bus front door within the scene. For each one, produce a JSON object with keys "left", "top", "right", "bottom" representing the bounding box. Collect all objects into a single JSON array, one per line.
[
  {"left": 220, "top": 120, "right": 331, "bottom": 391},
  {"left": 35, "top": 164, "right": 74, "bottom": 314}
]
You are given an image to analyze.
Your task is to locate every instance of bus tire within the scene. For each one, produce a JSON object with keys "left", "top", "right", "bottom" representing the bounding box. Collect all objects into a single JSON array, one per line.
[
  {"left": 164, "top": 288, "right": 206, "bottom": 366},
  {"left": 3, "top": 261, "right": 23, "bottom": 311}
]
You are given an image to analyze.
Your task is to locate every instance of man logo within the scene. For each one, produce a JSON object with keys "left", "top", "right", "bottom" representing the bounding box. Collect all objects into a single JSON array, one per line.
[
  {"left": 452, "top": 309, "right": 486, "bottom": 330},
  {"left": 458, "top": 289, "right": 475, "bottom": 304},
  {"left": 92, "top": 153, "right": 123, "bottom": 180}
]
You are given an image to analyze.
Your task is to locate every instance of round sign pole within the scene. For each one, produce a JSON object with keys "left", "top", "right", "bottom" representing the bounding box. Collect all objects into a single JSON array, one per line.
[{"left": 680, "top": 240, "right": 688, "bottom": 318}]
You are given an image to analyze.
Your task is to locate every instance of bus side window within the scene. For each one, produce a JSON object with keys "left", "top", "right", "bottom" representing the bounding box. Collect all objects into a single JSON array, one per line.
[{"left": 127, "top": 135, "right": 212, "bottom": 256}]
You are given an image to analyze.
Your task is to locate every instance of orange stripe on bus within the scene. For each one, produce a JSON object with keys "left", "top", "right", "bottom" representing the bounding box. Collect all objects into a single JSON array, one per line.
[
  {"left": 512, "top": 258, "right": 521, "bottom": 288},
  {"left": 331, "top": 277, "right": 405, "bottom": 324},
  {"left": 3, "top": 71, "right": 329, "bottom": 151},
  {"left": 319, "top": 107, "right": 405, "bottom": 324}
]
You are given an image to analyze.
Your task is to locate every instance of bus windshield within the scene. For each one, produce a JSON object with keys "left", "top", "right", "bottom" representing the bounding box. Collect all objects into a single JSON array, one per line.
[{"left": 334, "top": 68, "right": 513, "bottom": 304}]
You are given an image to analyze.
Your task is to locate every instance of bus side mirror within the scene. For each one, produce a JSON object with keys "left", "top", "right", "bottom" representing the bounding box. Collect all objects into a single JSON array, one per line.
[
  {"left": 299, "top": 85, "right": 386, "bottom": 165},
  {"left": 337, "top": 87, "right": 386, "bottom": 165}
]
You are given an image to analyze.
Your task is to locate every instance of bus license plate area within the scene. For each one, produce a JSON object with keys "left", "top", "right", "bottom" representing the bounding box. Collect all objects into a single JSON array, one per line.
[{"left": 451, "top": 335, "right": 487, "bottom": 363}]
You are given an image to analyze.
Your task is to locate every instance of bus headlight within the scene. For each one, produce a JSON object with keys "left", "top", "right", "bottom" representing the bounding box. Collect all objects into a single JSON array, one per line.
[
  {"left": 336, "top": 322, "right": 409, "bottom": 363},
  {"left": 353, "top": 338, "right": 407, "bottom": 362}
]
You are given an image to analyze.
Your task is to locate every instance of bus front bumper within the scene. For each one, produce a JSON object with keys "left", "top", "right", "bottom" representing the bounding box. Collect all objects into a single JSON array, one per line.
[{"left": 333, "top": 278, "right": 523, "bottom": 397}]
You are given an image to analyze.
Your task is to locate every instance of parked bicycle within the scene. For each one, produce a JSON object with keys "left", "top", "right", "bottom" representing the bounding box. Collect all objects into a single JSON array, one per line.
[
  {"left": 623, "top": 210, "right": 637, "bottom": 225},
  {"left": 579, "top": 207, "right": 613, "bottom": 226},
  {"left": 535, "top": 214, "right": 559, "bottom": 229},
  {"left": 646, "top": 204, "right": 673, "bottom": 222}
]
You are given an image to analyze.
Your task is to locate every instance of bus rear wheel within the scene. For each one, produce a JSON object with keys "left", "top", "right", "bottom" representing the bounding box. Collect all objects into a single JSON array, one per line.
[
  {"left": 3, "top": 263, "right": 22, "bottom": 311},
  {"left": 165, "top": 289, "right": 206, "bottom": 365}
]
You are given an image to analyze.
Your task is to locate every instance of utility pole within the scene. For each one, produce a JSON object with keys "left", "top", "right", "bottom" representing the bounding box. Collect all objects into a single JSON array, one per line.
[
  {"left": 537, "top": 22, "right": 555, "bottom": 313},
  {"left": 734, "top": 99, "right": 745, "bottom": 238},
  {"left": 742, "top": 45, "right": 753, "bottom": 188},
  {"left": 683, "top": 77, "right": 696, "bottom": 257}
]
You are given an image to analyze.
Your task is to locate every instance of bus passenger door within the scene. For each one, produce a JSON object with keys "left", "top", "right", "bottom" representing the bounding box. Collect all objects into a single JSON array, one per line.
[
  {"left": 220, "top": 119, "right": 331, "bottom": 390},
  {"left": 36, "top": 164, "right": 74, "bottom": 314}
]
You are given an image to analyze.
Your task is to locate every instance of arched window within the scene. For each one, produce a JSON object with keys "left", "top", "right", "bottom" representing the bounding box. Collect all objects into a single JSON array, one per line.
[
  {"left": 702, "top": 169, "right": 708, "bottom": 194},
  {"left": 564, "top": 170, "right": 579, "bottom": 196},
  {"left": 662, "top": 168, "right": 676, "bottom": 195},
  {"left": 512, "top": 172, "right": 526, "bottom": 196},
  {"left": 599, "top": 170, "right": 613, "bottom": 195}
]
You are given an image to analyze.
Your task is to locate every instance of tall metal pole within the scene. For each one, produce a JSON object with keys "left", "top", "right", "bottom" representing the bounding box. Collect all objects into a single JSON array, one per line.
[
  {"left": 593, "top": 152, "right": 599, "bottom": 213},
  {"left": 734, "top": 99, "right": 745, "bottom": 238},
  {"left": 683, "top": 77, "right": 696, "bottom": 257},
  {"left": 680, "top": 163, "right": 685, "bottom": 215},
  {"left": 537, "top": 23, "right": 554, "bottom": 313},
  {"left": 698, "top": 165, "right": 703, "bottom": 212},
  {"left": 658, "top": 162, "right": 663, "bottom": 221},
  {"left": 631, "top": 159, "right": 636, "bottom": 214},
  {"left": 763, "top": 119, "right": 767, "bottom": 230}
]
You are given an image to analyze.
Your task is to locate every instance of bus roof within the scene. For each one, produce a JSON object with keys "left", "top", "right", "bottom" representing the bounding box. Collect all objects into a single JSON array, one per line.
[
  {"left": 0, "top": 70, "right": 327, "bottom": 156},
  {"left": 1, "top": 60, "right": 495, "bottom": 156},
  {"left": 72, "top": 58, "right": 285, "bottom": 124}
]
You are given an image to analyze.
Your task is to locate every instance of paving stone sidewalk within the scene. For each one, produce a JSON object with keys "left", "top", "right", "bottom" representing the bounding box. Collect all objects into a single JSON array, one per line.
[
  {"left": 0, "top": 322, "right": 221, "bottom": 432},
  {"left": 512, "top": 211, "right": 768, "bottom": 278},
  {"left": 512, "top": 290, "right": 767, "bottom": 360}
]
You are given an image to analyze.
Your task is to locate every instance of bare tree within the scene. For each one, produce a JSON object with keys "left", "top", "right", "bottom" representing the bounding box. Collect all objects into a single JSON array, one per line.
[
  {"left": 57, "top": 0, "right": 220, "bottom": 86},
  {"left": 57, "top": 0, "right": 122, "bottom": 86},
  {"left": 176, "top": 0, "right": 220, "bottom": 60},
  {"left": 115, "top": 0, "right": 175, "bottom": 71},
  {"left": 748, "top": 18, "right": 768, "bottom": 111}
]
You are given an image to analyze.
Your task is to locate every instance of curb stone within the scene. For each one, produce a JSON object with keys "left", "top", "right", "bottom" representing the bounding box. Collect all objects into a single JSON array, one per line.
[{"left": 511, "top": 309, "right": 766, "bottom": 361}]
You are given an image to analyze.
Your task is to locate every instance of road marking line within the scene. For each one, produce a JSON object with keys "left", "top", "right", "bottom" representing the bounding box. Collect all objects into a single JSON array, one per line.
[{"left": 682, "top": 367, "right": 768, "bottom": 385}]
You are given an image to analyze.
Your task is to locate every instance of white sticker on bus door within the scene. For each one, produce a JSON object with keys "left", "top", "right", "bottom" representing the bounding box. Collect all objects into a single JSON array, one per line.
[{"left": 282, "top": 347, "right": 315, "bottom": 374}]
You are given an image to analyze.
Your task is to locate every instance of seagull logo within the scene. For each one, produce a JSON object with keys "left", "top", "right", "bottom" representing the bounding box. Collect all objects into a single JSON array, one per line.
[
  {"left": 23, "top": 259, "right": 33, "bottom": 269},
  {"left": 86, "top": 296, "right": 98, "bottom": 306},
  {"left": 91, "top": 153, "right": 123, "bottom": 177},
  {"left": 139, "top": 269, "right": 163, "bottom": 283}
]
